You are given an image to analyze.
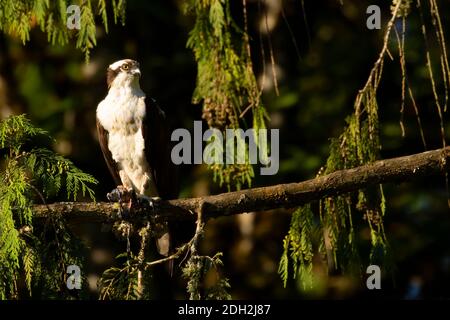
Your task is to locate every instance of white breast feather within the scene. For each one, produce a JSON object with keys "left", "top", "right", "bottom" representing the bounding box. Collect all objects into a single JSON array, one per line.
[{"left": 97, "top": 80, "right": 157, "bottom": 196}]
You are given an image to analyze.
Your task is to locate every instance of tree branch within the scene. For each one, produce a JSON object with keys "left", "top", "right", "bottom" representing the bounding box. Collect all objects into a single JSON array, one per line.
[{"left": 33, "top": 147, "right": 450, "bottom": 223}]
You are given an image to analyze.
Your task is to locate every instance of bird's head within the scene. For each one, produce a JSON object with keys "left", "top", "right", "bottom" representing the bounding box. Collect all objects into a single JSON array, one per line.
[{"left": 106, "top": 59, "right": 141, "bottom": 88}]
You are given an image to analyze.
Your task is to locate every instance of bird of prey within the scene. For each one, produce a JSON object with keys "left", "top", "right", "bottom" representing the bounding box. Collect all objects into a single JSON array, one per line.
[{"left": 96, "top": 59, "right": 176, "bottom": 258}]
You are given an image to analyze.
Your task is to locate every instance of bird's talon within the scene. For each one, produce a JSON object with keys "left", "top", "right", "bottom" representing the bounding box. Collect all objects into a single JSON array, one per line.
[
  {"left": 107, "top": 186, "right": 137, "bottom": 217},
  {"left": 135, "top": 195, "right": 161, "bottom": 211}
]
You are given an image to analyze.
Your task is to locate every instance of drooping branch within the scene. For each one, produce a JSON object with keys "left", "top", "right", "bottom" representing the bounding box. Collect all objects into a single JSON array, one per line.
[{"left": 33, "top": 147, "right": 450, "bottom": 223}]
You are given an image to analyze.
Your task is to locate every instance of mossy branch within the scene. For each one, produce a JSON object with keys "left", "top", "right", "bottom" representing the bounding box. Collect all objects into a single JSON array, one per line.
[{"left": 33, "top": 147, "right": 450, "bottom": 223}]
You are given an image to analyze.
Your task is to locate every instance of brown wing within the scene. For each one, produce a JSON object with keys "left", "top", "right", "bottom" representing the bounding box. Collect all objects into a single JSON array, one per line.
[
  {"left": 142, "top": 98, "right": 179, "bottom": 269},
  {"left": 142, "top": 98, "right": 179, "bottom": 199},
  {"left": 96, "top": 117, "right": 122, "bottom": 186}
]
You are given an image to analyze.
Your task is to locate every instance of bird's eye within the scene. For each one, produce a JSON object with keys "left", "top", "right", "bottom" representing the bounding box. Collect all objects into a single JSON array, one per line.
[{"left": 122, "top": 64, "right": 129, "bottom": 70}]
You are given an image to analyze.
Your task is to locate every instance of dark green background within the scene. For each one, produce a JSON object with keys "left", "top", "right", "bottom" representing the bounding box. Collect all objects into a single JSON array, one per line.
[{"left": 1, "top": 0, "right": 449, "bottom": 299}]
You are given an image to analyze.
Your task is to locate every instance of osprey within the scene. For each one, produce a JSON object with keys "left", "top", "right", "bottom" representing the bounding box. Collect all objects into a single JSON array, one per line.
[{"left": 96, "top": 59, "right": 176, "bottom": 258}]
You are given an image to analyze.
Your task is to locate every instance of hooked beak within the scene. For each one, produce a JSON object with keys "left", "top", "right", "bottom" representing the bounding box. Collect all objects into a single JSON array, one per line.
[{"left": 131, "top": 68, "right": 141, "bottom": 77}]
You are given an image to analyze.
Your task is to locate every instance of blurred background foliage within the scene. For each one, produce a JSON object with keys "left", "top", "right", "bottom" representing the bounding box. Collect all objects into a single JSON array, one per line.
[{"left": 1, "top": 0, "right": 450, "bottom": 299}]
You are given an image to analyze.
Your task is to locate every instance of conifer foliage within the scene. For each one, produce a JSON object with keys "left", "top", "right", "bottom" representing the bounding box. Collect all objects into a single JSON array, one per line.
[
  {"left": 0, "top": 0, "right": 126, "bottom": 60},
  {"left": 185, "top": 0, "right": 269, "bottom": 190},
  {"left": 278, "top": 0, "right": 449, "bottom": 288},
  {"left": 0, "top": 115, "right": 98, "bottom": 299},
  {"left": 1, "top": 0, "right": 449, "bottom": 299}
]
